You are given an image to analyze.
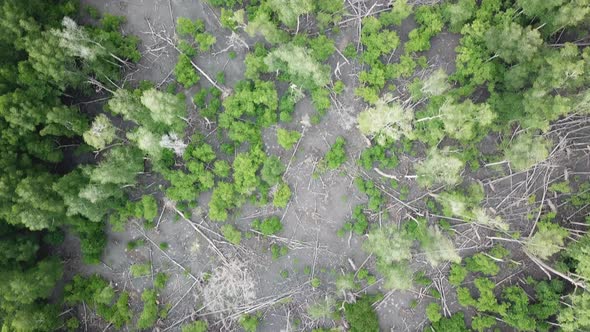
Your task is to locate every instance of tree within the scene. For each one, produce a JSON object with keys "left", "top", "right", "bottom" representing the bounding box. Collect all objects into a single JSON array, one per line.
[
  {"left": 261, "top": 156, "right": 285, "bottom": 185},
  {"left": 363, "top": 225, "right": 412, "bottom": 264},
  {"left": 175, "top": 54, "right": 200, "bottom": 88},
  {"left": 273, "top": 182, "right": 292, "bottom": 208},
  {"left": 140, "top": 88, "right": 186, "bottom": 132},
  {"left": 485, "top": 22, "right": 543, "bottom": 64},
  {"left": 420, "top": 69, "right": 450, "bottom": 97},
  {"left": 268, "top": 0, "right": 313, "bottom": 28},
  {"left": 209, "top": 182, "right": 237, "bottom": 222},
  {"left": 83, "top": 114, "right": 116, "bottom": 150},
  {"left": 90, "top": 146, "right": 144, "bottom": 185},
  {"left": 137, "top": 289, "right": 158, "bottom": 329},
  {"left": 442, "top": 0, "right": 476, "bottom": 32},
  {"left": 245, "top": 11, "right": 287, "bottom": 44},
  {"left": 422, "top": 226, "right": 461, "bottom": 266},
  {"left": 127, "top": 127, "right": 163, "bottom": 160},
  {"left": 221, "top": 224, "right": 242, "bottom": 245},
  {"left": 559, "top": 291, "right": 590, "bottom": 332},
  {"left": 357, "top": 95, "right": 414, "bottom": 145},
  {"left": 525, "top": 221, "right": 568, "bottom": 259},
  {"left": 440, "top": 99, "right": 495, "bottom": 142},
  {"left": 343, "top": 296, "right": 380, "bottom": 332},
  {"left": 504, "top": 134, "right": 550, "bottom": 171},
  {"left": 277, "top": 128, "right": 301, "bottom": 150},
  {"left": 251, "top": 216, "right": 283, "bottom": 236},
  {"left": 323, "top": 136, "right": 347, "bottom": 169},
  {"left": 265, "top": 44, "right": 331, "bottom": 90},
  {"left": 379, "top": 0, "right": 412, "bottom": 26},
  {"left": 416, "top": 149, "right": 465, "bottom": 188}
]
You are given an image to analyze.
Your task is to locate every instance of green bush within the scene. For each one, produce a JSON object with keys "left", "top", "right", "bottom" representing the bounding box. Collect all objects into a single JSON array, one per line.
[
  {"left": 343, "top": 296, "right": 380, "bottom": 332},
  {"left": 252, "top": 216, "right": 283, "bottom": 236},
  {"left": 221, "top": 224, "right": 242, "bottom": 245},
  {"left": 137, "top": 289, "right": 158, "bottom": 329},
  {"left": 324, "top": 137, "right": 347, "bottom": 169},
  {"left": 277, "top": 128, "right": 301, "bottom": 150}
]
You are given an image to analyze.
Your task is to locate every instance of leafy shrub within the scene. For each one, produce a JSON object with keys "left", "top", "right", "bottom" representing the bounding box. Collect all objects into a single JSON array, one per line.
[
  {"left": 273, "top": 182, "right": 292, "bottom": 208},
  {"left": 426, "top": 302, "right": 442, "bottom": 322},
  {"left": 130, "top": 263, "right": 151, "bottom": 277},
  {"left": 252, "top": 216, "right": 283, "bottom": 236},
  {"left": 343, "top": 296, "right": 380, "bottom": 332},
  {"left": 277, "top": 128, "right": 301, "bottom": 150},
  {"left": 239, "top": 313, "right": 261, "bottom": 332},
  {"left": 181, "top": 320, "right": 209, "bottom": 332},
  {"left": 137, "top": 289, "right": 158, "bottom": 329},
  {"left": 323, "top": 137, "right": 347, "bottom": 169},
  {"left": 221, "top": 224, "right": 242, "bottom": 245},
  {"left": 175, "top": 54, "right": 199, "bottom": 88}
]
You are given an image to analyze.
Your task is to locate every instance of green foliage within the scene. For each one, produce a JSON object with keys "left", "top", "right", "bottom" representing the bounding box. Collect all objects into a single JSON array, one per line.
[
  {"left": 246, "top": 11, "right": 287, "bottom": 44},
  {"left": 343, "top": 296, "right": 380, "bottom": 332},
  {"left": 323, "top": 137, "right": 347, "bottom": 169},
  {"left": 559, "top": 290, "right": 590, "bottom": 332},
  {"left": 465, "top": 253, "right": 499, "bottom": 276},
  {"left": 442, "top": 0, "right": 476, "bottom": 32},
  {"left": 428, "top": 312, "right": 469, "bottom": 332},
  {"left": 64, "top": 275, "right": 132, "bottom": 328},
  {"left": 265, "top": 44, "right": 331, "bottom": 90},
  {"left": 273, "top": 182, "right": 292, "bottom": 208},
  {"left": 154, "top": 272, "right": 169, "bottom": 290},
  {"left": 405, "top": 5, "right": 443, "bottom": 54},
  {"left": 439, "top": 99, "right": 495, "bottom": 142},
  {"left": 83, "top": 114, "right": 116, "bottom": 150},
  {"left": 358, "top": 96, "right": 414, "bottom": 145},
  {"left": 175, "top": 54, "right": 200, "bottom": 88},
  {"left": 221, "top": 224, "right": 242, "bottom": 245},
  {"left": 416, "top": 149, "right": 465, "bottom": 188},
  {"left": 525, "top": 221, "right": 568, "bottom": 259},
  {"left": 176, "top": 17, "right": 205, "bottom": 37},
  {"left": 315, "top": 0, "right": 345, "bottom": 29},
  {"left": 252, "top": 216, "right": 283, "bottom": 236},
  {"left": 220, "top": 80, "right": 278, "bottom": 143},
  {"left": 194, "top": 32, "right": 216, "bottom": 52},
  {"left": 270, "top": 244, "right": 288, "bottom": 259},
  {"left": 449, "top": 263, "right": 468, "bottom": 286},
  {"left": 421, "top": 226, "right": 461, "bottom": 266},
  {"left": 130, "top": 263, "right": 152, "bottom": 277},
  {"left": 504, "top": 134, "right": 550, "bottom": 171},
  {"left": 137, "top": 289, "right": 158, "bottom": 329},
  {"left": 208, "top": 182, "right": 237, "bottom": 222},
  {"left": 277, "top": 128, "right": 301, "bottom": 150},
  {"left": 261, "top": 156, "right": 285, "bottom": 185},
  {"left": 380, "top": 0, "right": 412, "bottom": 26},
  {"left": 268, "top": 0, "right": 313, "bottom": 28},
  {"left": 426, "top": 302, "right": 442, "bottom": 322},
  {"left": 181, "top": 320, "right": 209, "bottom": 332},
  {"left": 239, "top": 313, "right": 261, "bottom": 332},
  {"left": 485, "top": 22, "right": 543, "bottom": 64},
  {"left": 355, "top": 178, "right": 385, "bottom": 211},
  {"left": 307, "top": 296, "right": 335, "bottom": 319}
]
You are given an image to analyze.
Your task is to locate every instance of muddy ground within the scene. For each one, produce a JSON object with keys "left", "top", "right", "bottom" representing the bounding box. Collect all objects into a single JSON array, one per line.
[{"left": 59, "top": 0, "right": 487, "bottom": 331}]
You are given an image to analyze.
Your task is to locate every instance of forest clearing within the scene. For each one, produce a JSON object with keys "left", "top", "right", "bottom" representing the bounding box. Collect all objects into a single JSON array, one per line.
[{"left": 1, "top": 0, "right": 590, "bottom": 331}]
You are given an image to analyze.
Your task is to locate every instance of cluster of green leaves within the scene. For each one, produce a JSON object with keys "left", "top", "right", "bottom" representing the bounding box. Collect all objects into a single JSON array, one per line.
[
  {"left": 252, "top": 216, "right": 283, "bottom": 236},
  {"left": 174, "top": 17, "right": 217, "bottom": 88},
  {"left": 405, "top": 5, "right": 443, "bottom": 54},
  {"left": 457, "top": 277, "right": 564, "bottom": 331},
  {"left": 355, "top": 178, "right": 384, "bottom": 212},
  {"left": 110, "top": 195, "right": 158, "bottom": 231},
  {"left": 363, "top": 218, "right": 459, "bottom": 290},
  {"left": 320, "top": 136, "right": 347, "bottom": 170},
  {"left": 137, "top": 289, "right": 158, "bottom": 329},
  {"left": 64, "top": 275, "right": 132, "bottom": 329},
  {"left": 219, "top": 80, "right": 278, "bottom": 143},
  {"left": 339, "top": 205, "right": 370, "bottom": 236},
  {"left": 342, "top": 296, "right": 381, "bottom": 332},
  {"left": 193, "top": 87, "right": 223, "bottom": 119}
]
